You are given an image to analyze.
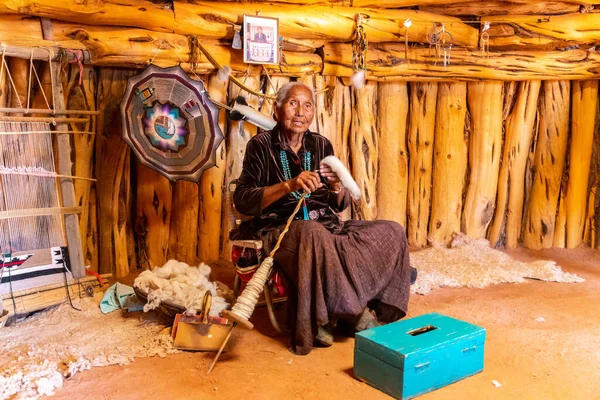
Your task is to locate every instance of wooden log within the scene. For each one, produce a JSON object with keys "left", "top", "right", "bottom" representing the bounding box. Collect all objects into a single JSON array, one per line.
[
  {"left": 350, "top": 82, "right": 378, "bottom": 221},
  {"left": 592, "top": 115, "right": 600, "bottom": 249},
  {"left": 488, "top": 81, "right": 541, "bottom": 248},
  {"left": 8, "top": 58, "right": 28, "bottom": 110},
  {"left": 63, "top": 65, "right": 97, "bottom": 270},
  {"left": 50, "top": 22, "right": 321, "bottom": 75},
  {"left": 351, "top": 0, "right": 476, "bottom": 8},
  {"left": 322, "top": 43, "right": 600, "bottom": 81},
  {"left": 315, "top": 77, "right": 351, "bottom": 166},
  {"left": 565, "top": 80, "right": 598, "bottom": 248},
  {"left": 523, "top": 81, "right": 570, "bottom": 250},
  {"left": 429, "top": 82, "right": 468, "bottom": 245},
  {"left": 197, "top": 0, "right": 593, "bottom": 6},
  {"left": 407, "top": 82, "right": 437, "bottom": 247},
  {"left": 0, "top": 0, "right": 174, "bottom": 32},
  {"left": 376, "top": 82, "right": 409, "bottom": 227},
  {"left": 553, "top": 185, "right": 568, "bottom": 248},
  {"left": 583, "top": 186, "right": 597, "bottom": 246},
  {"left": 1, "top": 274, "right": 107, "bottom": 316},
  {"left": 51, "top": 60, "right": 86, "bottom": 278},
  {"left": 486, "top": 13, "right": 600, "bottom": 50},
  {"left": 174, "top": 1, "right": 479, "bottom": 46},
  {"left": 197, "top": 74, "right": 227, "bottom": 263},
  {"left": 220, "top": 75, "right": 260, "bottom": 260},
  {"left": 86, "top": 186, "right": 98, "bottom": 272},
  {"left": 167, "top": 180, "right": 199, "bottom": 265},
  {"left": 96, "top": 68, "right": 136, "bottom": 277},
  {"left": 462, "top": 81, "right": 503, "bottom": 238},
  {"left": 135, "top": 164, "right": 172, "bottom": 269},
  {"left": 0, "top": 15, "right": 43, "bottom": 41},
  {"left": 595, "top": 184, "right": 600, "bottom": 249},
  {"left": 420, "top": 2, "right": 579, "bottom": 16},
  {"left": 314, "top": 76, "right": 352, "bottom": 221}
]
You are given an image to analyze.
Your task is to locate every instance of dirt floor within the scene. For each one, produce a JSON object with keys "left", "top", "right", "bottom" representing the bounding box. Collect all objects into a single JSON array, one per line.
[{"left": 51, "top": 247, "right": 600, "bottom": 400}]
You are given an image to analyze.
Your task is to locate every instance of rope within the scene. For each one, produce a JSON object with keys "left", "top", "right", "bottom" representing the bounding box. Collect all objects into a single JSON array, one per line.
[
  {"left": 31, "top": 57, "right": 52, "bottom": 111},
  {"left": 1, "top": 45, "right": 24, "bottom": 110},
  {"left": 229, "top": 192, "right": 307, "bottom": 322}
]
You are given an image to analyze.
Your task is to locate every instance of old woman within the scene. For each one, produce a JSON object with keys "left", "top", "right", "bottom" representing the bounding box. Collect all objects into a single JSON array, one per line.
[{"left": 233, "top": 82, "right": 412, "bottom": 355}]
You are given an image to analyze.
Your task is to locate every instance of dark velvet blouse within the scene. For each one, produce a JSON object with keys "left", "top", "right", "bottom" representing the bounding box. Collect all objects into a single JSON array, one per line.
[{"left": 233, "top": 126, "right": 351, "bottom": 238}]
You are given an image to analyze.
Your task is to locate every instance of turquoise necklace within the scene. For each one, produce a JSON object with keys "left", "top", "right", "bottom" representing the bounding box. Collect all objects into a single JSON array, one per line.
[{"left": 280, "top": 149, "right": 311, "bottom": 220}]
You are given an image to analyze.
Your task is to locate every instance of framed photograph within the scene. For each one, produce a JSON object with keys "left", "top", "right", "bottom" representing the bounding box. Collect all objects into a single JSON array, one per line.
[{"left": 243, "top": 15, "right": 279, "bottom": 65}]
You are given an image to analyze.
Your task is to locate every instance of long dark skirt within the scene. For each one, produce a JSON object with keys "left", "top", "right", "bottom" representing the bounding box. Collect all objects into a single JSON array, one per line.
[{"left": 262, "top": 219, "right": 411, "bottom": 355}]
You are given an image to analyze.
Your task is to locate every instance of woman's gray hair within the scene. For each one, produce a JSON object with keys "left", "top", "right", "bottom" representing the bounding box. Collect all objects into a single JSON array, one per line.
[{"left": 275, "top": 82, "right": 316, "bottom": 107}]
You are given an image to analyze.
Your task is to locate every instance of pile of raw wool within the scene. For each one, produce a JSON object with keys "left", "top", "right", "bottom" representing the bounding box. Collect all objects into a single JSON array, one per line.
[
  {"left": 0, "top": 293, "right": 176, "bottom": 399},
  {"left": 133, "top": 260, "right": 230, "bottom": 316},
  {"left": 410, "top": 233, "right": 584, "bottom": 295}
]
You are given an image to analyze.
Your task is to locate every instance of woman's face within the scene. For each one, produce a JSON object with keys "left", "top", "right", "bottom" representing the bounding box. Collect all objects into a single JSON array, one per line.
[{"left": 275, "top": 85, "right": 315, "bottom": 136}]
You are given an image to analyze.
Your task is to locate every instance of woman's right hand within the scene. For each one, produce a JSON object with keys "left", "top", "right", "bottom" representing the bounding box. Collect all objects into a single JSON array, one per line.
[{"left": 290, "top": 171, "right": 323, "bottom": 193}]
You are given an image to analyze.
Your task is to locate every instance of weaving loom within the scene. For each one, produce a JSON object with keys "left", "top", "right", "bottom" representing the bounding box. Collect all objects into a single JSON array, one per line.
[
  {"left": 0, "top": 45, "right": 95, "bottom": 316},
  {"left": 0, "top": 121, "right": 77, "bottom": 301}
]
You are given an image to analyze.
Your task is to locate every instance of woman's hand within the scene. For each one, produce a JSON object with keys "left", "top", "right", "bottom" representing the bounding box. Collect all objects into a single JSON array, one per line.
[
  {"left": 290, "top": 171, "right": 323, "bottom": 193},
  {"left": 319, "top": 164, "right": 342, "bottom": 191}
]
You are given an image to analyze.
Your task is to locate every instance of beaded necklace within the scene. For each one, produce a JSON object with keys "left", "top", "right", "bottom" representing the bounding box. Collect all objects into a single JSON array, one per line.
[{"left": 280, "top": 149, "right": 311, "bottom": 220}]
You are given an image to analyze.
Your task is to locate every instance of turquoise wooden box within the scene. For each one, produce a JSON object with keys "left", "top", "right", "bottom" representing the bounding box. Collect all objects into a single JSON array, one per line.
[{"left": 354, "top": 313, "right": 485, "bottom": 399}]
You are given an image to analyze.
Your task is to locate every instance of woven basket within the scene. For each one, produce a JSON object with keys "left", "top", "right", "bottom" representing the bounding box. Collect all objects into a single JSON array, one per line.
[{"left": 133, "top": 286, "right": 187, "bottom": 318}]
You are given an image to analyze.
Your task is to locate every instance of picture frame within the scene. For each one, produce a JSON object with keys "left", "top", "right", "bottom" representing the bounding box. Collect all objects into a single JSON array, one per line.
[{"left": 243, "top": 15, "right": 279, "bottom": 65}]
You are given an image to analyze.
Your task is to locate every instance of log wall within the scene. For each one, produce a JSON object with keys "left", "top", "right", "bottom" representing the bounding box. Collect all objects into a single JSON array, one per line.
[
  {"left": 84, "top": 70, "right": 600, "bottom": 277},
  {"left": 2, "top": 0, "right": 600, "bottom": 278}
]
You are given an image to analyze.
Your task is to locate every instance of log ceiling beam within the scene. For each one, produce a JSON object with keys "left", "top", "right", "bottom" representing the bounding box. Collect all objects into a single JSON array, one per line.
[
  {"left": 322, "top": 42, "right": 600, "bottom": 81},
  {"left": 0, "top": 0, "right": 174, "bottom": 32},
  {"left": 487, "top": 13, "right": 600, "bottom": 50},
  {"left": 420, "top": 2, "right": 580, "bottom": 16},
  {"left": 173, "top": 1, "right": 479, "bottom": 46},
  {"left": 50, "top": 22, "right": 321, "bottom": 75}
]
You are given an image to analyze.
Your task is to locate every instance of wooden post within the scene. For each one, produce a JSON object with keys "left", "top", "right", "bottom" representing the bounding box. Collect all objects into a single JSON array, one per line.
[
  {"left": 135, "top": 165, "right": 172, "bottom": 269},
  {"left": 197, "top": 74, "right": 228, "bottom": 263},
  {"left": 63, "top": 65, "right": 97, "bottom": 270},
  {"left": 429, "top": 82, "right": 468, "bottom": 244},
  {"left": 173, "top": 2, "right": 478, "bottom": 46},
  {"left": 315, "top": 77, "right": 351, "bottom": 166},
  {"left": 350, "top": 82, "right": 378, "bottom": 221},
  {"left": 51, "top": 61, "right": 85, "bottom": 278},
  {"left": 322, "top": 43, "right": 600, "bottom": 81},
  {"left": 376, "top": 82, "right": 409, "bottom": 226},
  {"left": 523, "top": 81, "right": 570, "bottom": 249},
  {"left": 407, "top": 82, "right": 437, "bottom": 247},
  {"left": 462, "top": 81, "right": 503, "bottom": 238},
  {"left": 220, "top": 75, "right": 260, "bottom": 260},
  {"left": 8, "top": 58, "right": 28, "bottom": 111},
  {"left": 489, "top": 81, "right": 541, "bottom": 248},
  {"left": 315, "top": 76, "right": 352, "bottom": 221},
  {"left": 168, "top": 180, "right": 199, "bottom": 265},
  {"left": 565, "top": 80, "right": 598, "bottom": 248},
  {"left": 553, "top": 188, "right": 568, "bottom": 248},
  {"left": 96, "top": 68, "right": 136, "bottom": 277}
]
